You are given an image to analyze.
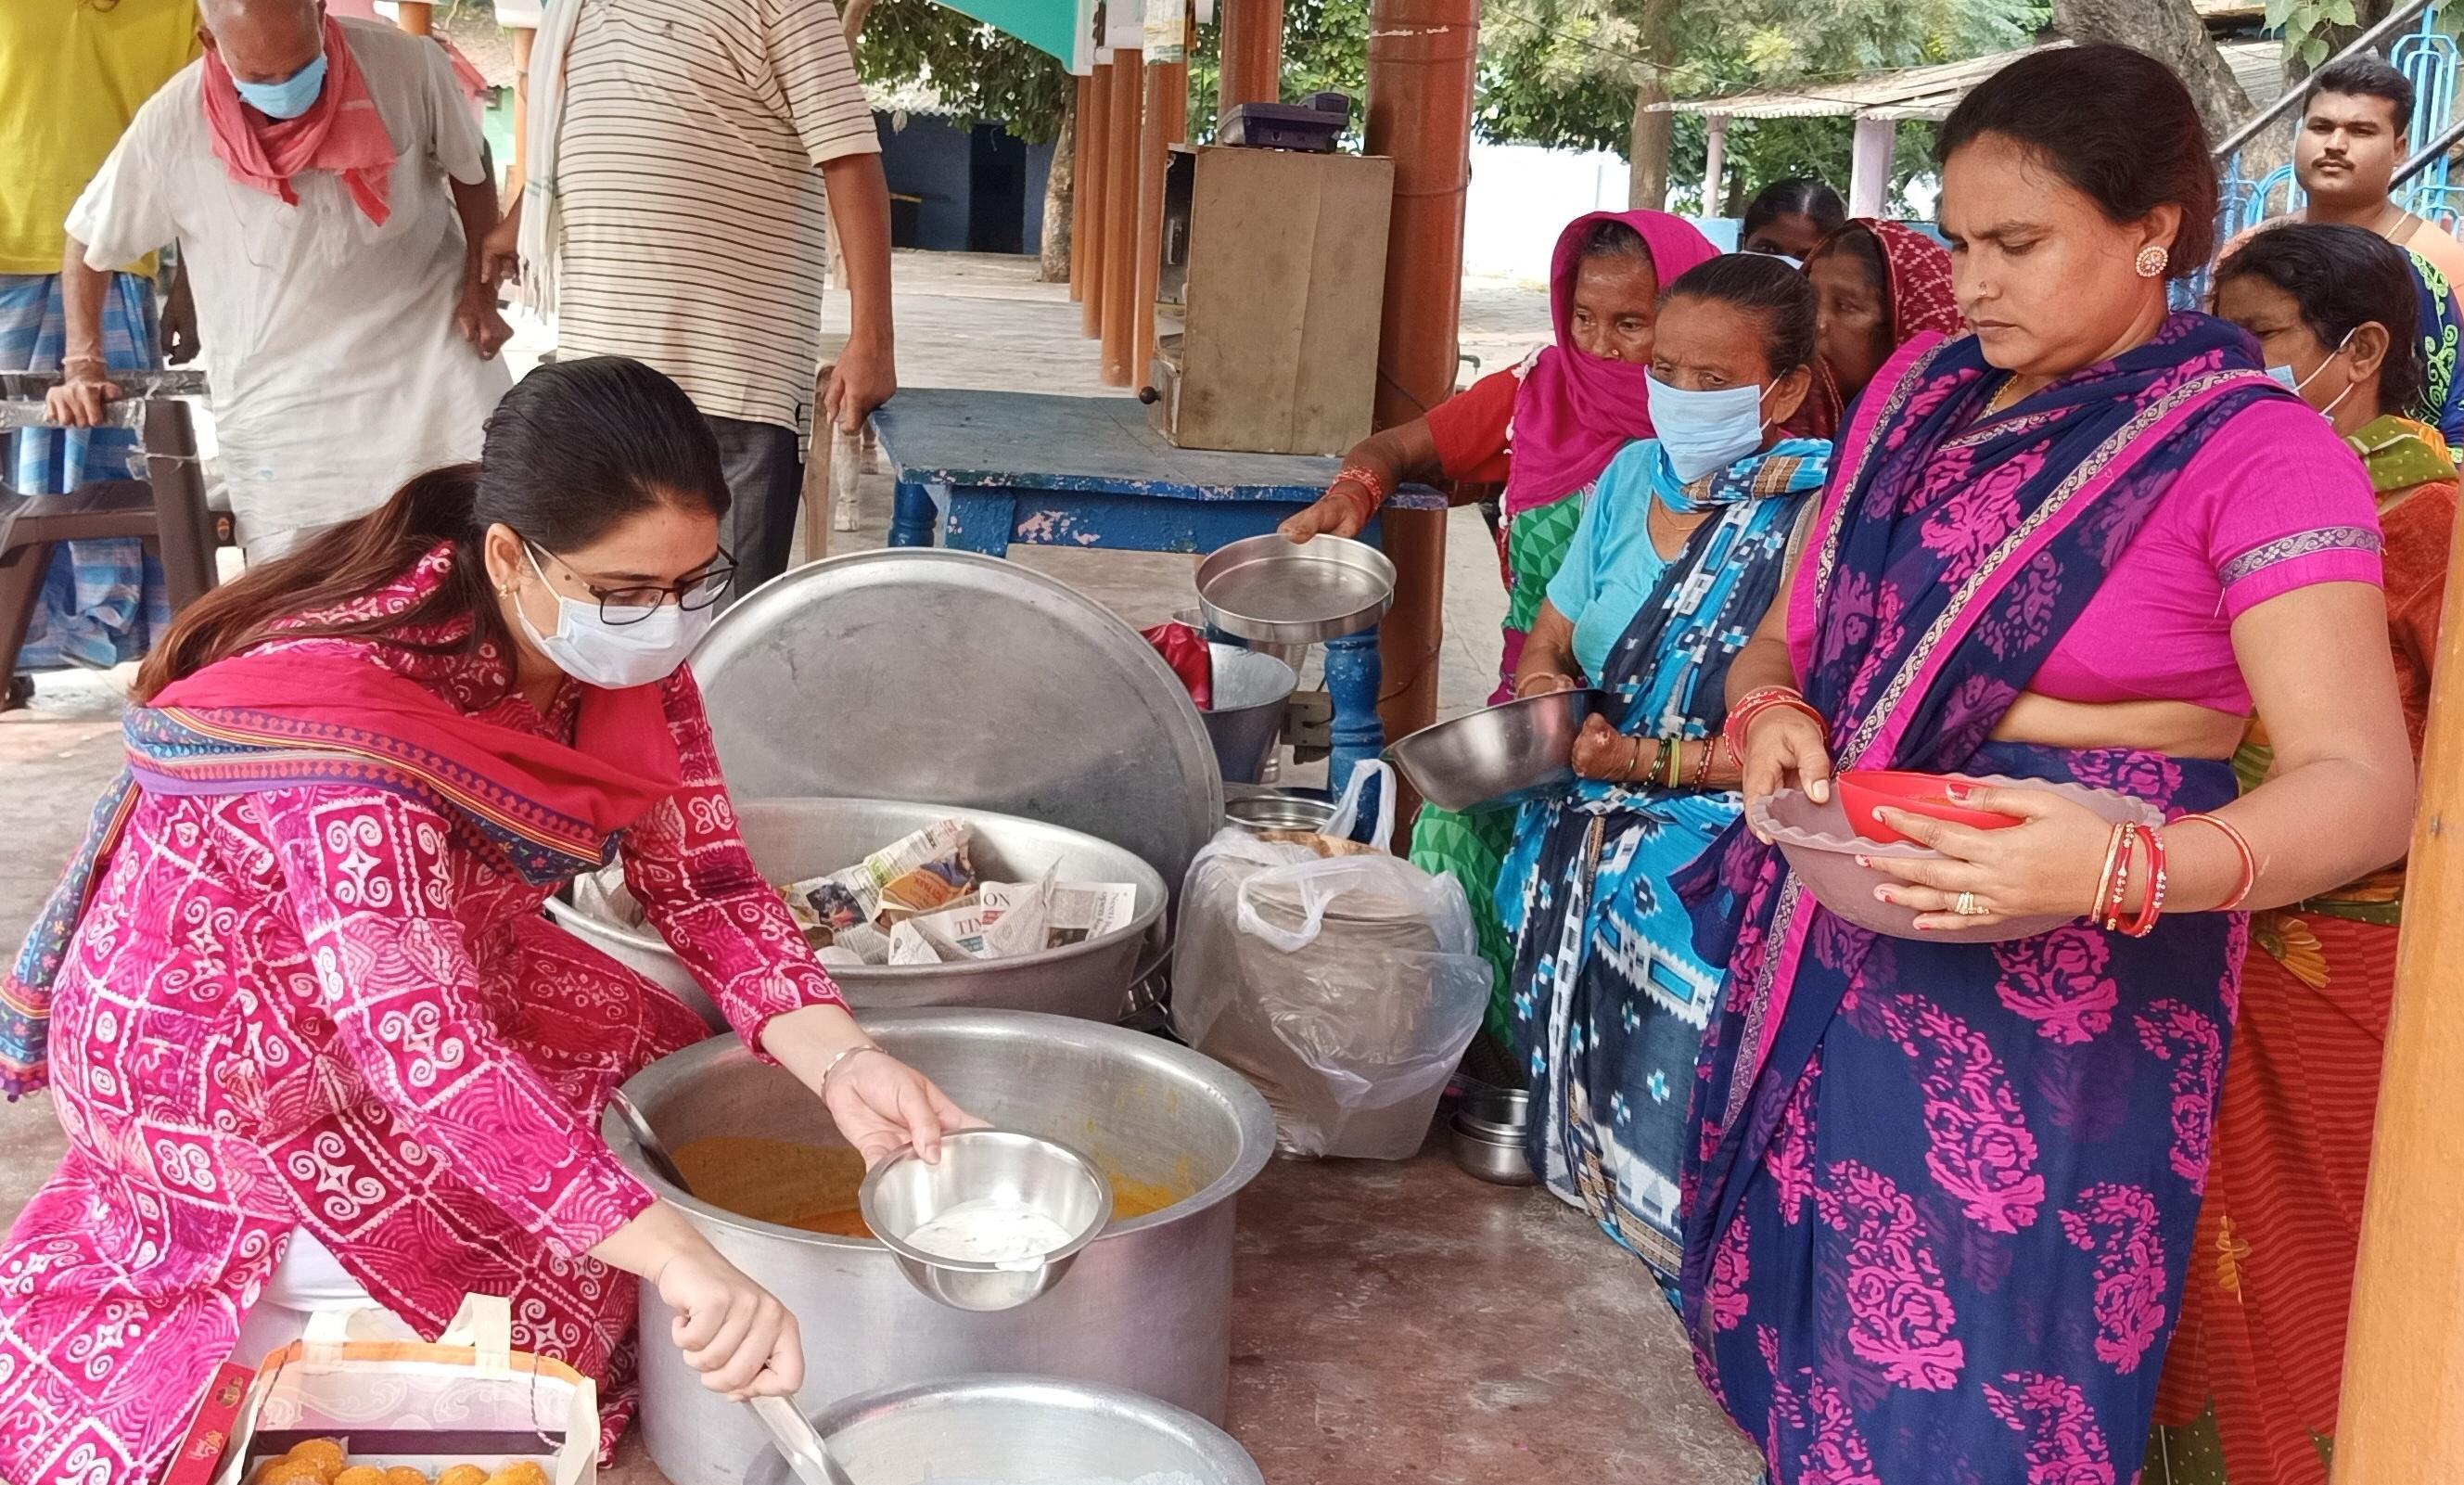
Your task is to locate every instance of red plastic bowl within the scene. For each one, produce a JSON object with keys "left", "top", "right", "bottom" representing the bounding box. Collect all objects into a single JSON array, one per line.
[{"left": 1835, "top": 769, "right": 2024, "bottom": 846}]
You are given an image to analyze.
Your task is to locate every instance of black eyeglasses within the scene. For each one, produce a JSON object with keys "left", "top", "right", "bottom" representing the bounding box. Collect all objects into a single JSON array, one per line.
[{"left": 525, "top": 538, "right": 736, "bottom": 625}]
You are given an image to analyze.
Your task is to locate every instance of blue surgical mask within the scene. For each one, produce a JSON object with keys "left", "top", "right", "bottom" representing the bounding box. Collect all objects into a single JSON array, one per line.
[
  {"left": 2265, "top": 326, "right": 2358, "bottom": 420},
  {"left": 234, "top": 50, "right": 328, "bottom": 121},
  {"left": 1646, "top": 373, "right": 1771, "bottom": 483}
]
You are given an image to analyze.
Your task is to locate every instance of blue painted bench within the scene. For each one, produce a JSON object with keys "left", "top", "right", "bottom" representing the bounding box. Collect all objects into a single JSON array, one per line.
[{"left": 871, "top": 390, "right": 1448, "bottom": 794}]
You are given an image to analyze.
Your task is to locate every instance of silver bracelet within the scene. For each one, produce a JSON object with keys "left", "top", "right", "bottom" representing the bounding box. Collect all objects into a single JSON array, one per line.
[{"left": 816, "top": 1043, "right": 883, "bottom": 1096}]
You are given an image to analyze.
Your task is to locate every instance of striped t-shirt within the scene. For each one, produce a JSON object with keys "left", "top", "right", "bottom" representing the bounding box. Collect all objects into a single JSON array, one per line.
[{"left": 553, "top": 0, "right": 881, "bottom": 435}]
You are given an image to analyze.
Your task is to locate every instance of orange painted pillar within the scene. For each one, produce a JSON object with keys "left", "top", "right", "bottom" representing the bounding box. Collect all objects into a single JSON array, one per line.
[
  {"left": 2335, "top": 506, "right": 2464, "bottom": 1476},
  {"left": 1133, "top": 60, "right": 1188, "bottom": 393},
  {"left": 1099, "top": 46, "right": 1144, "bottom": 386},
  {"left": 509, "top": 25, "right": 536, "bottom": 191},
  {"left": 1079, "top": 66, "right": 1115, "bottom": 334},
  {"left": 396, "top": 1, "right": 433, "bottom": 34},
  {"left": 1219, "top": 0, "right": 1283, "bottom": 116},
  {"left": 1362, "top": 0, "right": 1476, "bottom": 756},
  {"left": 1069, "top": 72, "right": 1095, "bottom": 304}
]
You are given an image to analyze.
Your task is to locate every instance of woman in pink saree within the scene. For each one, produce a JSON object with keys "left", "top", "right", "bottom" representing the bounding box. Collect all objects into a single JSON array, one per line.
[
  {"left": 1680, "top": 49, "right": 2416, "bottom": 1483},
  {"left": 0, "top": 358, "right": 974, "bottom": 1485}
]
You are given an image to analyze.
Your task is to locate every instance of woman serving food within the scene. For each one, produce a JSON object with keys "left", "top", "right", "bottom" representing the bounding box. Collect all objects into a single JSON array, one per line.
[{"left": 0, "top": 358, "right": 974, "bottom": 1484}]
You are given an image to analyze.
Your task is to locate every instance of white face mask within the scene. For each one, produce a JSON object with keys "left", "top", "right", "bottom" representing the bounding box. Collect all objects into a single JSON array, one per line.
[
  {"left": 1647, "top": 373, "right": 1772, "bottom": 483},
  {"left": 2266, "top": 326, "right": 2358, "bottom": 421},
  {"left": 515, "top": 544, "right": 713, "bottom": 689}
]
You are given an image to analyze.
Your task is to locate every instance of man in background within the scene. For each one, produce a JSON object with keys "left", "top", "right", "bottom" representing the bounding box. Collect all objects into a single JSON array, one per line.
[
  {"left": 2279, "top": 55, "right": 2464, "bottom": 286},
  {"left": 47, "top": 0, "right": 512, "bottom": 558},
  {"left": 0, "top": 0, "right": 198, "bottom": 706},
  {"left": 499, "top": 0, "right": 897, "bottom": 600}
]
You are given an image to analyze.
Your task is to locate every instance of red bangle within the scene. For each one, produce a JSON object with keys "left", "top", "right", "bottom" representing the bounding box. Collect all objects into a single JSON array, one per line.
[
  {"left": 2100, "top": 825, "right": 2137, "bottom": 932},
  {"left": 2174, "top": 813, "right": 2256, "bottom": 911},
  {"left": 1723, "top": 687, "right": 1823, "bottom": 756},
  {"left": 1334, "top": 464, "right": 1391, "bottom": 510},
  {"left": 2124, "top": 824, "right": 2168, "bottom": 938}
]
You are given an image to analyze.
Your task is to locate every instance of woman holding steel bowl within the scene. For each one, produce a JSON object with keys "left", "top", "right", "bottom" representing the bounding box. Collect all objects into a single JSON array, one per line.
[
  {"left": 1498, "top": 252, "right": 1828, "bottom": 1290},
  {"left": 1679, "top": 46, "right": 2415, "bottom": 1485}
]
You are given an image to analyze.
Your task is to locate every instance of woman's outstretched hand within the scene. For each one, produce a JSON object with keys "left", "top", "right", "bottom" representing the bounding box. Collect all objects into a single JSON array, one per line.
[
  {"left": 1859, "top": 784, "right": 2113, "bottom": 930},
  {"left": 818, "top": 1045, "right": 982, "bottom": 1167}
]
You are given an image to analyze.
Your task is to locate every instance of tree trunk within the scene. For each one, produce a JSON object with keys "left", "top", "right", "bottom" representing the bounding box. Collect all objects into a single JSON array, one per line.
[
  {"left": 1626, "top": 0, "right": 1680, "bottom": 210},
  {"left": 2051, "top": 0, "right": 2253, "bottom": 142},
  {"left": 1040, "top": 91, "right": 1077, "bottom": 283}
]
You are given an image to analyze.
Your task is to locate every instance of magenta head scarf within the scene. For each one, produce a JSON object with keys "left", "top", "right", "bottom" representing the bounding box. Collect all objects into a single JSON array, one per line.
[{"left": 1500, "top": 210, "right": 1721, "bottom": 518}]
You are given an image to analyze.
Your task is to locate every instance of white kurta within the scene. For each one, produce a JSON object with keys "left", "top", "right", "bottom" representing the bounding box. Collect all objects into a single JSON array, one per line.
[{"left": 69, "top": 19, "right": 509, "bottom": 548}]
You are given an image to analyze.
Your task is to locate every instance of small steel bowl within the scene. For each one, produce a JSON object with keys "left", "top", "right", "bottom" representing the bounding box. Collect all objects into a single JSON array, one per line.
[
  {"left": 1195, "top": 533, "right": 1397, "bottom": 646},
  {"left": 1223, "top": 788, "right": 1338, "bottom": 834},
  {"left": 1386, "top": 690, "right": 1603, "bottom": 813},
  {"left": 859, "top": 1129, "right": 1115, "bottom": 1312},
  {"left": 1457, "top": 1084, "right": 1530, "bottom": 1131},
  {"left": 1450, "top": 1114, "right": 1538, "bottom": 1186}
]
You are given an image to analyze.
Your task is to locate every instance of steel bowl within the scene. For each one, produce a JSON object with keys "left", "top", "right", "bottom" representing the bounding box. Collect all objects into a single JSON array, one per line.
[
  {"left": 745, "top": 1376, "right": 1265, "bottom": 1485},
  {"left": 1199, "top": 650, "right": 1297, "bottom": 785},
  {"left": 1385, "top": 689, "right": 1603, "bottom": 813},
  {"left": 861, "top": 1129, "right": 1114, "bottom": 1312},
  {"left": 1222, "top": 787, "right": 1337, "bottom": 834},
  {"left": 1457, "top": 1082, "right": 1530, "bottom": 1131},
  {"left": 1194, "top": 533, "right": 1396, "bottom": 646},
  {"left": 546, "top": 797, "right": 1168, "bottom": 1028},
  {"left": 1449, "top": 1115, "right": 1538, "bottom": 1186}
]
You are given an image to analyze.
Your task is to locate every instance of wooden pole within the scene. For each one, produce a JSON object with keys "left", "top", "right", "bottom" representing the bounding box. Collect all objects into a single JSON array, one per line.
[
  {"left": 1362, "top": 0, "right": 1475, "bottom": 768},
  {"left": 1219, "top": 0, "right": 1284, "bottom": 118},
  {"left": 1132, "top": 60, "right": 1187, "bottom": 395},
  {"left": 1079, "top": 64, "right": 1115, "bottom": 336},
  {"left": 1100, "top": 45, "right": 1144, "bottom": 386},
  {"left": 1069, "top": 72, "right": 1095, "bottom": 303},
  {"left": 2332, "top": 507, "right": 2464, "bottom": 1475},
  {"left": 395, "top": 0, "right": 433, "bottom": 34}
]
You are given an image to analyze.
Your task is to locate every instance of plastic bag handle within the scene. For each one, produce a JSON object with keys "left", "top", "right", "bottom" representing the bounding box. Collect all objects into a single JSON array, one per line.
[
  {"left": 1322, "top": 759, "right": 1396, "bottom": 851},
  {"left": 1232, "top": 854, "right": 1390, "bottom": 953},
  {"left": 301, "top": 1302, "right": 377, "bottom": 1361},
  {"left": 440, "top": 1293, "right": 516, "bottom": 1377}
]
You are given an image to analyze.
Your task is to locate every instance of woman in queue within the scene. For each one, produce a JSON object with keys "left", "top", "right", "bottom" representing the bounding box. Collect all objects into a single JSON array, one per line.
[
  {"left": 1277, "top": 210, "right": 1718, "bottom": 1054},
  {"left": 1741, "top": 178, "right": 1848, "bottom": 262},
  {"left": 2150, "top": 223, "right": 2456, "bottom": 1485},
  {"left": 1683, "top": 46, "right": 2415, "bottom": 1483},
  {"left": 1801, "top": 218, "right": 1963, "bottom": 426},
  {"left": 0, "top": 359, "right": 975, "bottom": 1482},
  {"left": 1497, "top": 255, "right": 1828, "bottom": 1288}
]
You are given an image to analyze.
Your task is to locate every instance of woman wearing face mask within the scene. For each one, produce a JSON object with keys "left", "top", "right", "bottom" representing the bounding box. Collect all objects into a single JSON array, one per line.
[
  {"left": 0, "top": 358, "right": 977, "bottom": 1485},
  {"left": 1740, "top": 177, "right": 1847, "bottom": 262},
  {"left": 1277, "top": 210, "right": 1719, "bottom": 1064},
  {"left": 1500, "top": 254, "right": 1828, "bottom": 1288},
  {"left": 1686, "top": 48, "right": 2414, "bottom": 1483},
  {"left": 2149, "top": 223, "right": 2455, "bottom": 1485}
]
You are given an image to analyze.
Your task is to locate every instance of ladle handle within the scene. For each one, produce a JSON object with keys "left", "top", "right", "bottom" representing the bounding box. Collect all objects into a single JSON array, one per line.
[
  {"left": 749, "top": 1394, "right": 856, "bottom": 1485},
  {"left": 607, "top": 1088, "right": 694, "bottom": 1196}
]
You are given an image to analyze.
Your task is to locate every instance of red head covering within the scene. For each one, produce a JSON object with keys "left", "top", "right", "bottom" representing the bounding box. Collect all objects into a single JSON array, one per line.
[
  {"left": 1796, "top": 218, "right": 1964, "bottom": 436},
  {"left": 201, "top": 13, "right": 396, "bottom": 225},
  {"left": 1500, "top": 210, "right": 1722, "bottom": 517}
]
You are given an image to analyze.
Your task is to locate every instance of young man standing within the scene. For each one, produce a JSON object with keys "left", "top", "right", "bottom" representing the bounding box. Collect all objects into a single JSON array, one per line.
[{"left": 2281, "top": 55, "right": 2464, "bottom": 287}]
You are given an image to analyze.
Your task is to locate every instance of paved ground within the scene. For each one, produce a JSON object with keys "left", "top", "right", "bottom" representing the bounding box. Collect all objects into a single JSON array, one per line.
[{"left": 0, "top": 252, "right": 1757, "bottom": 1484}]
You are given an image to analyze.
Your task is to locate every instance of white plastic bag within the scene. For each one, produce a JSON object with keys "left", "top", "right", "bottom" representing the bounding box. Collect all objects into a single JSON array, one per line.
[
  {"left": 209, "top": 1295, "right": 598, "bottom": 1485},
  {"left": 1172, "top": 762, "right": 1489, "bottom": 1159}
]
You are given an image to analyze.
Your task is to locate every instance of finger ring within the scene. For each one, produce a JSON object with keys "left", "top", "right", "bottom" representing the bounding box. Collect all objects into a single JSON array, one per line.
[{"left": 1954, "top": 891, "right": 1983, "bottom": 916}]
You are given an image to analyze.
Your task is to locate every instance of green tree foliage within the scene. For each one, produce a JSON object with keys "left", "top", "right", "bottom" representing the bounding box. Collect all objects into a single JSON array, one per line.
[{"left": 853, "top": 0, "right": 1075, "bottom": 143}]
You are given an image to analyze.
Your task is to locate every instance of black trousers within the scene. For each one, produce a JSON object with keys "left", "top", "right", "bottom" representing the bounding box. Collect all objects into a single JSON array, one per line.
[{"left": 706, "top": 414, "right": 803, "bottom": 606}]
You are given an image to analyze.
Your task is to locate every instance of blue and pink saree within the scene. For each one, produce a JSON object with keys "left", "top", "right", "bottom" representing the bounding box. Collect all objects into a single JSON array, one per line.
[{"left": 1679, "top": 314, "right": 2283, "bottom": 1484}]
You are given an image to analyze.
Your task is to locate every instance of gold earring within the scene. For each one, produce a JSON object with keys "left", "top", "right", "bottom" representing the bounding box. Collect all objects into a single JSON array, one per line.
[{"left": 2134, "top": 245, "right": 2170, "bottom": 279}]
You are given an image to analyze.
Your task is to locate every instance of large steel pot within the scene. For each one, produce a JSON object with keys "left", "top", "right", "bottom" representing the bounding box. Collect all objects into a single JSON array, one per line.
[
  {"left": 608, "top": 1009, "right": 1277, "bottom": 1485},
  {"left": 747, "top": 1376, "right": 1263, "bottom": 1485},
  {"left": 545, "top": 798, "right": 1168, "bottom": 1027}
]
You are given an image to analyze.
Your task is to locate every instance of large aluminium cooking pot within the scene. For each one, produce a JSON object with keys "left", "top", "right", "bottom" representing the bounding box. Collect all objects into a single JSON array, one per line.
[
  {"left": 608, "top": 1009, "right": 1277, "bottom": 1485},
  {"left": 545, "top": 798, "right": 1168, "bottom": 1027}
]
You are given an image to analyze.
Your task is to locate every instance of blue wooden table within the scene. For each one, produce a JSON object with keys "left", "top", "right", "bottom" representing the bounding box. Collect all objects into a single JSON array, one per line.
[{"left": 871, "top": 390, "right": 1447, "bottom": 793}]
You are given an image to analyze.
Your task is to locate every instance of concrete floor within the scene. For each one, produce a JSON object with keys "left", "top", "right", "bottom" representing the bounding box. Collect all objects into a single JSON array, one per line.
[{"left": 0, "top": 252, "right": 1758, "bottom": 1484}]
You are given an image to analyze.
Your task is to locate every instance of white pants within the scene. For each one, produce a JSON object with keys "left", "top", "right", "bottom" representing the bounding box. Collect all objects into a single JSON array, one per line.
[{"left": 232, "top": 1227, "right": 416, "bottom": 1367}]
